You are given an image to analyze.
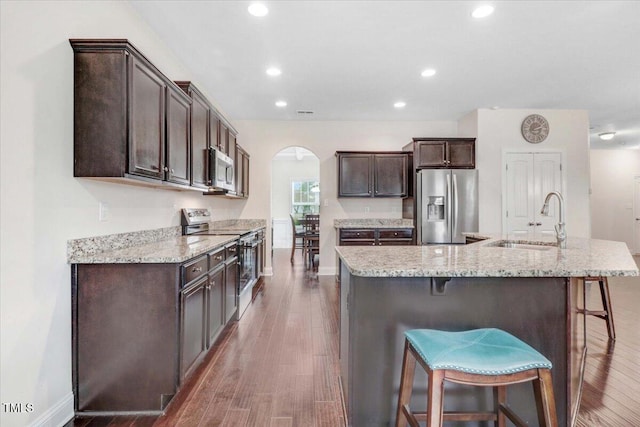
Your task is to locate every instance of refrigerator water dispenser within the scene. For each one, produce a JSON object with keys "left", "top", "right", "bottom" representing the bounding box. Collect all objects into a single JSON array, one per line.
[{"left": 426, "top": 197, "right": 445, "bottom": 221}]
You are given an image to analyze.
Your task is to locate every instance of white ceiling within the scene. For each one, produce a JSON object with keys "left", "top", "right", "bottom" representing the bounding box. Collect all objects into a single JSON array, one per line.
[{"left": 129, "top": 1, "right": 640, "bottom": 149}]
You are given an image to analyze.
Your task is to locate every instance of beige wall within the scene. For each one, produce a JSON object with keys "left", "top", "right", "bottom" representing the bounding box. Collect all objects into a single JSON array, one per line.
[
  {"left": 0, "top": 2, "right": 244, "bottom": 426},
  {"left": 590, "top": 149, "right": 640, "bottom": 252},
  {"left": 470, "top": 108, "right": 591, "bottom": 237}
]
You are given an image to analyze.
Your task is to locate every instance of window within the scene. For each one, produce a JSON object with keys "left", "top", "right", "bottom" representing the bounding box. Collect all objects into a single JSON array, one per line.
[{"left": 291, "top": 179, "right": 320, "bottom": 215}]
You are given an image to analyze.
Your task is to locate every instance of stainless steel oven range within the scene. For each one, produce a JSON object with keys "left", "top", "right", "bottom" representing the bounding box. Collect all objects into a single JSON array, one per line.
[{"left": 181, "top": 208, "right": 258, "bottom": 320}]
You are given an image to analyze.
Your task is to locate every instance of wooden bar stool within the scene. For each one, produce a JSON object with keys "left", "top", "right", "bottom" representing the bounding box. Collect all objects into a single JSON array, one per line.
[
  {"left": 582, "top": 276, "right": 616, "bottom": 340},
  {"left": 396, "top": 328, "right": 558, "bottom": 427}
]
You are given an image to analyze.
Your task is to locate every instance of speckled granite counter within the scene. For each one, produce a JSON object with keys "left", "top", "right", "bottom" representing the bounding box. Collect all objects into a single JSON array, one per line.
[
  {"left": 333, "top": 218, "right": 414, "bottom": 228},
  {"left": 208, "top": 219, "right": 266, "bottom": 232},
  {"left": 67, "top": 218, "right": 266, "bottom": 263},
  {"left": 336, "top": 235, "right": 638, "bottom": 277},
  {"left": 69, "top": 235, "right": 238, "bottom": 264}
]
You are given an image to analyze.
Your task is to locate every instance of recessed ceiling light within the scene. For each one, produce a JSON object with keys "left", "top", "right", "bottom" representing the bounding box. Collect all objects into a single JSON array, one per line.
[
  {"left": 248, "top": 3, "right": 268, "bottom": 17},
  {"left": 599, "top": 132, "right": 616, "bottom": 141},
  {"left": 275, "top": 100, "right": 287, "bottom": 107},
  {"left": 472, "top": 5, "right": 495, "bottom": 19},
  {"left": 394, "top": 101, "right": 406, "bottom": 109},
  {"left": 266, "top": 67, "right": 281, "bottom": 76},
  {"left": 421, "top": 68, "right": 437, "bottom": 77}
]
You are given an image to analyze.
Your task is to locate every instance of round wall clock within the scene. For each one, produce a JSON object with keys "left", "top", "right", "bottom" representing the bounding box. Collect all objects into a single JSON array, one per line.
[{"left": 521, "top": 114, "right": 549, "bottom": 144}]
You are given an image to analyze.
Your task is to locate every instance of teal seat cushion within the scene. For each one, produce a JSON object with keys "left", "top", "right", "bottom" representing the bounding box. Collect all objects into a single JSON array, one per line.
[{"left": 405, "top": 328, "right": 552, "bottom": 375}]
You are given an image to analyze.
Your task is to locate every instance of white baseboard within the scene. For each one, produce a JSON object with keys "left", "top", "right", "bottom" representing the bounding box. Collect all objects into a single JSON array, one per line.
[
  {"left": 29, "top": 392, "right": 74, "bottom": 427},
  {"left": 318, "top": 266, "right": 336, "bottom": 276},
  {"left": 264, "top": 267, "right": 274, "bottom": 276}
]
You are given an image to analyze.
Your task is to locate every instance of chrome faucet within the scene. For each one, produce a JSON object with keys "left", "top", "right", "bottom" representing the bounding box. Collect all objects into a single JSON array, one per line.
[{"left": 540, "top": 191, "right": 566, "bottom": 248}]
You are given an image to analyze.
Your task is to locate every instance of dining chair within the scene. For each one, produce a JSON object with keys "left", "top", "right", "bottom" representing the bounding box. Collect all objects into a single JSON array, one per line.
[
  {"left": 303, "top": 214, "right": 320, "bottom": 270},
  {"left": 290, "top": 214, "right": 305, "bottom": 263}
]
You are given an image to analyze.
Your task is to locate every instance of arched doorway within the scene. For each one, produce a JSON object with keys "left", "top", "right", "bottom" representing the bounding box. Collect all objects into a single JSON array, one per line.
[{"left": 271, "top": 146, "right": 320, "bottom": 268}]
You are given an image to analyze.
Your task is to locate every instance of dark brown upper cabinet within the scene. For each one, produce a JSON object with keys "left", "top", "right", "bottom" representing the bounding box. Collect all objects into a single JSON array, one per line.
[
  {"left": 165, "top": 85, "right": 191, "bottom": 186},
  {"left": 411, "top": 138, "right": 475, "bottom": 169},
  {"left": 219, "top": 121, "right": 229, "bottom": 155},
  {"left": 228, "top": 130, "right": 237, "bottom": 166},
  {"left": 235, "top": 145, "right": 250, "bottom": 198},
  {"left": 129, "top": 55, "right": 166, "bottom": 179},
  {"left": 175, "top": 82, "right": 210, "bottom": 189},
  {"left": 336, "top": 151, "right": 408, "bottom": 198},
  {"left": 209, "top": 109, "right": 221, "bottom": 155},
  {"left": 71, "top": 39, "right": 192, "bottom": 189}
]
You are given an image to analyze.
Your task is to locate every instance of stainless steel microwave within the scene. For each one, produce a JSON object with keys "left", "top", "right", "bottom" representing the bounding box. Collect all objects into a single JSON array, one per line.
[{"left": 209, "top": 147, "right": 235, "bottom": 192}]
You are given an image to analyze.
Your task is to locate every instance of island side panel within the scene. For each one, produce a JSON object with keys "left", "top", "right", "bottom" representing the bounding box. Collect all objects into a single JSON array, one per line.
[
  {"left": 339, "top": 262, "right": 350, "bottom": 415},
  {"left": 344, "top": 273, "right": 570, "bottom": 427}
]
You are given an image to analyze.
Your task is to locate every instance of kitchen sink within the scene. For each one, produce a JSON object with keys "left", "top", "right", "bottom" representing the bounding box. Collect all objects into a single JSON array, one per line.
[{"left": 485, "top": 240, "right": 556, "bottom": 251}]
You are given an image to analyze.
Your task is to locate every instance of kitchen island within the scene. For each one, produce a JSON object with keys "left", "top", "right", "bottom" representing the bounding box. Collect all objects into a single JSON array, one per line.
[{"left": 335, "top": 235, "right": 637, "bottom": 427}]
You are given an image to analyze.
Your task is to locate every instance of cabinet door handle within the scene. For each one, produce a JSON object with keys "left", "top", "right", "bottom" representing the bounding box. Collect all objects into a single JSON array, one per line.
[
  {"left": 536, "top": 222, "right": 542, "bottom": 226},
  {"left": 209, "top": 279, "right": 215, "bottom": 287},
  {"left": 228, "top": 247, "right": 236, "bottom": 253},
  {"left": 192, "top": 266, "right": 203, "bottom": 273},
  {"left": 528, "top": 222, "right": 535, "bottom": 226},
  {"left": 215, "top": 255, "right": 223, "bottom": 261}
]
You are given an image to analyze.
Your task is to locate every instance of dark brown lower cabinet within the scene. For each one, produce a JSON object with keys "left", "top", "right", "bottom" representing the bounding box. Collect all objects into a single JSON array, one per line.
[
  {"left": 72, "top": 241, "right": 238, "bottom": 415},
  {"left": 72, "top": 263, "right": 179, "bottom": 413},
  {"left": 225, "top": 256, "right": 238, "bottom": 323},
  {"left": 207, "top": 265, "right": 225, "bottom": 347},
  {"left": 338, "top": 228, "right": 414, "bottom": 246},
  {"left": 180, "top": 275, "right": 207, "bottom": 381}
]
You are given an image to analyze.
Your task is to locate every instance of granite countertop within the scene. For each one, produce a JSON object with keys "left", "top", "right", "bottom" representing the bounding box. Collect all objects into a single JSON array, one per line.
[
  {"left": 67, "top": 219, "right": 266, "bottom": 264},
  {"left": 336, "top": 234, "right": 639, "bottom": 278},
  {"left": 69, "top": 235, "right": 239, "bottom": 264},
  {"left": 208, "top": 219, "right": 266, "bottom": 233},
  {"left": 334, "top": 218, "right": 414, "bottom": 229}
]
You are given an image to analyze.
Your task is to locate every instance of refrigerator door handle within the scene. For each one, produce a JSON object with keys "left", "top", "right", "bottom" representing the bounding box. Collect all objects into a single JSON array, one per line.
[
  {"left": 446, "top": 173, "right": 452, "bottom": 240},
  {"left": 453, "top": 173, "right": 459, "bottom": 238}
]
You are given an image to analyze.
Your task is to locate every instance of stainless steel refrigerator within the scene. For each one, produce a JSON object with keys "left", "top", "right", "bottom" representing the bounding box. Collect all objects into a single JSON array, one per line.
[{"left": 417, "top": 169, "right": 478, "bottom": 244}]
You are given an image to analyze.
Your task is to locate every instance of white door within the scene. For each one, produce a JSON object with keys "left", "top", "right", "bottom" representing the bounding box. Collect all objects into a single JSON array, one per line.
[
  {"left": 505, "top": 152, "right": 562, "bottom": 236},
  {"left": 634, "top": 176, "right": 640, "bottom": 254}
]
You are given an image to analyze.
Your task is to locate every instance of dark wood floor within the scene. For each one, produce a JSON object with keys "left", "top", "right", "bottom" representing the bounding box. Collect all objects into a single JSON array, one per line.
[
  {"left": 575, "top": 267, "right": 640, "bottom": 427},
  {"left": 69, "top": 250, "right": 639, "bottom": 427}
]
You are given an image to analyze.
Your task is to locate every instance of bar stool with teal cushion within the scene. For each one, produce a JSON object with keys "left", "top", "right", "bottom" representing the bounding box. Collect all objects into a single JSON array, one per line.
[{"left": 396, "top": 328, "right": 558, "bottom": 427}]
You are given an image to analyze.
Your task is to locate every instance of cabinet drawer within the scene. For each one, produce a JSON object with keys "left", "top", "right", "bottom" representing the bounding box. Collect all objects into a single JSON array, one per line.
[
  {"left": 340, "top": 229, "right": 375, "bottom": 240},
  {"left": 340, "top": 239, "right": 377, "bottom": 246},
  {"left": 183, "top": 255, "right": 208, "bottom": 285},
  {"left": 208, "top": 247, "right": 226, "bottom": 270},
  {"left": 378, "top": 229, "right": 413, "bottom": 239},
  {"left": 378, "top": 239, "right": 413, "bottom": 246},
  {"left": 225, "top": 242, "right": 239, "bottom": 260}
]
